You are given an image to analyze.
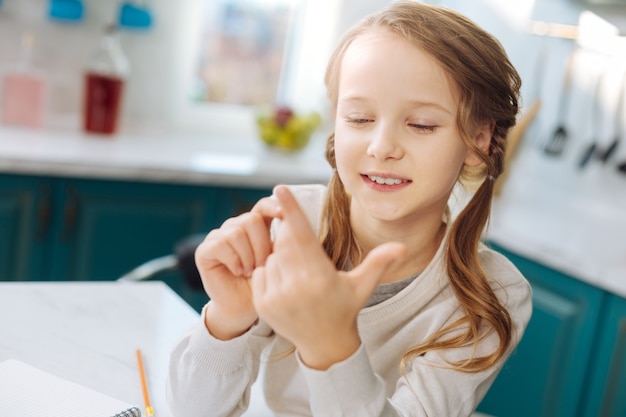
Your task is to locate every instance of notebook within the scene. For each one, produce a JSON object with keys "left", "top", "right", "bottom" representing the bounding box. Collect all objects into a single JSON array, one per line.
[{"left": 0, "top": 359, "right": 141, "bottom": 417}]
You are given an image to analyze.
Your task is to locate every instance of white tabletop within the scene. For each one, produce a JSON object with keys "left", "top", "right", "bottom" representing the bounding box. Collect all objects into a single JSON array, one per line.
[
  {"left": 0, "top": 280, "right": 273, "bottom": 417},
  {"left": 0, "top": 281, "right": 199, "bottom": 417}
]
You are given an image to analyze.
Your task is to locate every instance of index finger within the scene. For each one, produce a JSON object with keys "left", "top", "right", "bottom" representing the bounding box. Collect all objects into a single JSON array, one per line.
[
  {"left": 250, "top": 195, "right": 283, "bottom": 225},
  {"left": 273, "top": 185, "right": 318, "bottom": 245}
]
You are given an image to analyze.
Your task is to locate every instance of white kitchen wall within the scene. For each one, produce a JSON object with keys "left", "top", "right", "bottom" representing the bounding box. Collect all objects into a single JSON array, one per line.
[
  {"left": 0, "top": 0, "right": 344, "bottom": 134},
  {"left": 1, "top": 0, "right": 625, "bottom": 133},
  {"left": 0, "top": 0, "right": 189, "bottom": 129}
]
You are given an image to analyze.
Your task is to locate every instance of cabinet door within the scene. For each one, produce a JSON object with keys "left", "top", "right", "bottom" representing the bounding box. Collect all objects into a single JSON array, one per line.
[
  {"left": 477, "top": 244, "right": 605, "bottom": 417},
  {"left": 215, "top": 186, "right": 273, "bottom": 221},
  {"left": 0, "top": 175, "right": 48, "bottom": 280},
  {"left": 582, "top": 294, "right": 626, "bottom": 417},
  {"left": 47, "top": 178, "right": 217, "bottom": 282}
]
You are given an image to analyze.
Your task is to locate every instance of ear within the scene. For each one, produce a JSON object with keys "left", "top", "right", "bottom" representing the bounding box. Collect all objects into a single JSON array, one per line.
[{"left": 464, "top": 122, "right": 493, "bottom": 167}]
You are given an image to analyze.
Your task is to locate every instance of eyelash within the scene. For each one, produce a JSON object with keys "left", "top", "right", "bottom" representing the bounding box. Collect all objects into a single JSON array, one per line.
[
  {"left": 409, "top": 124, "right": 437, "bottom": 133},
  {"left": 345, "top": 117, "right": 372, "bottom": 125},
  {"left": 345, "top": 118, "right": 437, "bottom": 133}
]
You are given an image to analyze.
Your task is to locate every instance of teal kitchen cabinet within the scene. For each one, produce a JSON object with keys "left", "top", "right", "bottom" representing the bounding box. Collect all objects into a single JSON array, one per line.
[
  {"left": 477, "top": 244, "right": 607, "bottom": 417},
  {"left": 45, "top": 177, "right": 220, "bottom": 282},
  {"left": 217, "top": 186, "right": 273, "bottom": 220},
  {"left": 0, "top": 173, "right": 271, "bottom": 286},
  {"left": 0, "top": 175, "right": 47, "bottom": 280},
  {"left": 582, "top": 293, "right": 626, "bottom": 417}
]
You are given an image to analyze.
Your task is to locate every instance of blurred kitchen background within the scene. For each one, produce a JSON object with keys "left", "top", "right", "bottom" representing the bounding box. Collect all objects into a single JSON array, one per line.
[{"left": 0, "top": 1, "right": 625, "bottom": 416}]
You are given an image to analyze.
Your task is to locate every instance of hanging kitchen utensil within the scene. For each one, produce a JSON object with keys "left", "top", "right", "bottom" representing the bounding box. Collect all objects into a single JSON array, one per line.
[
  {"left": 48, "top": 0, "right": 84, "bottom": 22},
  {"left": 118, "top": 0, "right": 153, "bottom": 29},
  {"left": 578, "top": 67, "right": 606, "bottom": 169},
  {"left": 578, "top": 142, "right": 597, "bottom": 168},
  {"left": 544, "top": 49, "right": 576, "bottom": 156},
  {"left": 599, "top": 138, "right": 620, "bottom": 163},
  {"left": 597, "top": 70, "right": 625, "bottom": 163}
]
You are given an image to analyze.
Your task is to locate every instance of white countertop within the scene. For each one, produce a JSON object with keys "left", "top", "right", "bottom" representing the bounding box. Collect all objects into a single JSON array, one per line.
[
  {"left": 0, "top": 281, "right": 272, "bottom": 417},
  {"left": 0, "top": 125, "right": 333, "bottom": 188},
  {"left": 488, "top": 147, "right": 626, "bottom": 298}
]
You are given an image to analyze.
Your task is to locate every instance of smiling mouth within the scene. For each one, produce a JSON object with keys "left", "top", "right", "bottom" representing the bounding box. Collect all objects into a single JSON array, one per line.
[{"left": 365, "top": 174, "right": 411, "bottom": 185}]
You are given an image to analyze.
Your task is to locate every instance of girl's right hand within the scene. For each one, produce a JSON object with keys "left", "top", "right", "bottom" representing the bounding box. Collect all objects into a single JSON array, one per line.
[{"left": 195, "top": 196, "right": 282, "bottom": 340}]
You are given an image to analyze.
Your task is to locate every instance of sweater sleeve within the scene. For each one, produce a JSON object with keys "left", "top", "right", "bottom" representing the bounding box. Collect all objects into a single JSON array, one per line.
[
  {"left": 166, "top": 303, "right": 273, "bottom": 417},
  {"left": 298, "top": 344, "right": 402, "bottom": 417},
  {"left": 298, "top": 338, "right": 513, "bottom": 417}
]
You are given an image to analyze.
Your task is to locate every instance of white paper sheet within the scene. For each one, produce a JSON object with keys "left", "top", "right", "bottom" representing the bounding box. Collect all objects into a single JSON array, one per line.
[{"left": 0, "top": 359, "right": 141, "bottom": 417}]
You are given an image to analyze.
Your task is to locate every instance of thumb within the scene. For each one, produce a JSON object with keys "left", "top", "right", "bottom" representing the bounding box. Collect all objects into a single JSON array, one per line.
[{"left": 347, "top": 242, "right": 407, "bottom": 306}]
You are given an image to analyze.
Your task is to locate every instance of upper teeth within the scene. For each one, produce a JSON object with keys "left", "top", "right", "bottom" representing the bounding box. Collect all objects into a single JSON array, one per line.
[{"left": 368, "top": 175, "right": 404, "bottom": 185}]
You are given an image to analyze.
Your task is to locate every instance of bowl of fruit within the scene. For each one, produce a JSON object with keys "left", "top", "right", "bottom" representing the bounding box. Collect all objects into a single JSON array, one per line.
[{"left": 256, "top": 106, "right": 321, "bottom": 152}]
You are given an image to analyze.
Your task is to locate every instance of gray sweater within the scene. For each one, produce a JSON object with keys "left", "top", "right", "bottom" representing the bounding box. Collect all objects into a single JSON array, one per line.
[{"left": 166, "top": 184, "right": 532, "bottom": 417}]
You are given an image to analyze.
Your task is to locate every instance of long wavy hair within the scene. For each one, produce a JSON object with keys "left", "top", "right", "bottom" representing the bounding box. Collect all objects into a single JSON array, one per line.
[{"left": 320, "top": 1, "right": 521, "bottom": 372}]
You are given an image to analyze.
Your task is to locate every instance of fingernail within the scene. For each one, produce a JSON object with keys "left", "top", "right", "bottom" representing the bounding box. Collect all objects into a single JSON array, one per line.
[{"left": 274, "top": 185, "right": 288, "bottom": 198}]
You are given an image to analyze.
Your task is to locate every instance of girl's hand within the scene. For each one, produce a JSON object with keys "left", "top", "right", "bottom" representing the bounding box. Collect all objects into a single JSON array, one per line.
[
  {"left": 196, "top": 196, "right": 281, "bottom": 340},
  {"left": 251, "top": 186, "right": 406, "bottom": 370}
]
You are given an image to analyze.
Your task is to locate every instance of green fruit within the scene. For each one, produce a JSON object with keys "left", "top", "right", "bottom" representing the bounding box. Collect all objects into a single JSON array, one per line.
[{"left": 256, "top": 109, "right": 321, "bottom": 151}]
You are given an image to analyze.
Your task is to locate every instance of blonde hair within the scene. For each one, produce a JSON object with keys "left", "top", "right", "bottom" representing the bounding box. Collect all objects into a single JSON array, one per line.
[{"left": 320, "top": 1, "right": 521, "bottom": 372}]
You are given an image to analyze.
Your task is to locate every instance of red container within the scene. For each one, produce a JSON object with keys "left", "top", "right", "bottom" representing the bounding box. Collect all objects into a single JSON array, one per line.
[
  {"left": 83, "top": 72, "right": 124, "bottom": 134},
  {"left": 82, "top": 25, "right": 129, "bottom": 136}
]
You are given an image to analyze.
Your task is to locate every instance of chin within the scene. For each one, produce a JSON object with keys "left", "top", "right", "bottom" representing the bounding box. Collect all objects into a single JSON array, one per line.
[{"left": 361, "top": 202, "right": 405, "bottom": 222}]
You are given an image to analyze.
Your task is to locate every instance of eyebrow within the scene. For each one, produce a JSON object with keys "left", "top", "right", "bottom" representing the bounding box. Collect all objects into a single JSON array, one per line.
[{"left": 339, "top": 96, "right": 454, "bottom": 116}]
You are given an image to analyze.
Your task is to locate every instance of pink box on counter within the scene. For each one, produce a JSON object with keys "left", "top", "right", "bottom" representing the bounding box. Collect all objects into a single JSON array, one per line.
[{"left": 1, "top": 72, "right": 46, "bottom": 128}]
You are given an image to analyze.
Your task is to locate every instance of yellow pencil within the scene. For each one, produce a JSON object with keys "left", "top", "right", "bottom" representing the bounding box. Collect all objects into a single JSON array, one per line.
[{"left": 136, "top": 349, "right": 155, "bottom": 417}]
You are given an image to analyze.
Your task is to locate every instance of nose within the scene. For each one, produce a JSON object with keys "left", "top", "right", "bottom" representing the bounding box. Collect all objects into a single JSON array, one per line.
[{"left": 366, "top": 122, "right": 404, "bottom": 160}]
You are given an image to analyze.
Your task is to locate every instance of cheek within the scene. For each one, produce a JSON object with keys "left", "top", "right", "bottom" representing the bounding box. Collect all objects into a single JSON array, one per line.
[
  {"left": 412, "top": 137, "right": 467, "bottom": 182},
  {"left": 333, "top": 129, "right": 364, "bottom": 185},
  {"left": 451, "top": 141, "right": 471, "bottom": 171},
  {"left": 444, "top": 143, "right": 468, "bottom": 168},
  {"left": 333, "top": 137, "right": 352, "bottom": 178},
  {"left": 431, "top": 142, "right": 468, "bottom": 183},
  {"left": 333, "top": 127, "right": 359, "bottom": 163}
]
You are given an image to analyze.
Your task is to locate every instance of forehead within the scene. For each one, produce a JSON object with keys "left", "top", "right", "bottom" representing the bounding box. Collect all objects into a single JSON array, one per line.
[{"left": 338, "top": 27, "right": 458, "bottom": 109}]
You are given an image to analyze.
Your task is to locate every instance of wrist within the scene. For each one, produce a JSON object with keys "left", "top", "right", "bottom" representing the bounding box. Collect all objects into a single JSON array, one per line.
[
  {"left": 204, "top": 303, "right": 258, "bottom": 340},
  {"left": 297, "top": 331, "right": 361, "bottom": 371}
]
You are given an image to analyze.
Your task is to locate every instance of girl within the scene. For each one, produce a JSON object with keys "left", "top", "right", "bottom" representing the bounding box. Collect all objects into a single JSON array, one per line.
[{"left": 167, "top": 2, "right": 532, "bottom": 416}]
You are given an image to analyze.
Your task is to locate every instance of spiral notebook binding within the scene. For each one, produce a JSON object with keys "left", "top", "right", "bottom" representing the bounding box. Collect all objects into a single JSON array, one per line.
[{"left": 114, "top": 407, "right": 142, "bottom": 417}]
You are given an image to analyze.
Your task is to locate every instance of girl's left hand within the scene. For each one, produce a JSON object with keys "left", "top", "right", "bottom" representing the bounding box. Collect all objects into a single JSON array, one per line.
[{"left": 251, "top": 185, "right": 406, "bottom": 370}]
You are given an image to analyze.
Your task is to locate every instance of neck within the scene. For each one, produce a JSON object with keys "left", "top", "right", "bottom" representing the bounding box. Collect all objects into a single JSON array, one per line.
[{"left": 351, "top": 208, "right": 447, "bottom": 284}]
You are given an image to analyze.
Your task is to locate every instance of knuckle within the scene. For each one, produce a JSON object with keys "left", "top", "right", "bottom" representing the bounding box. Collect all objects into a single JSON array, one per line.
[
  {"left": 252, "top": 196, "right": 275, "bottom": 211},
  {"left": 194, "top": 239, "right": 213, "bottom": 260},
  {"left": 250, "top": 211, "right": 264, "bottom": 221},
  {"left": 227, "top": 226, "right": 247, "bottom": 243}
]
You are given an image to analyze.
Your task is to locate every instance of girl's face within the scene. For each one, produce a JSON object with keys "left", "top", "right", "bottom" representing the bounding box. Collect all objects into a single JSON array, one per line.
[{"left": 334, "top": 28, "right": 485, "bottom": 228}]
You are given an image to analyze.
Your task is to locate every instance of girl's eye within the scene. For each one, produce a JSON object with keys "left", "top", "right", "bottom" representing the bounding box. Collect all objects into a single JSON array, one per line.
[
  {"left": 345, "top": 117, "right": 373, "bottom": 125},
  {"left": 409, "top": 123, "right": 437, "bottom": 133}
]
